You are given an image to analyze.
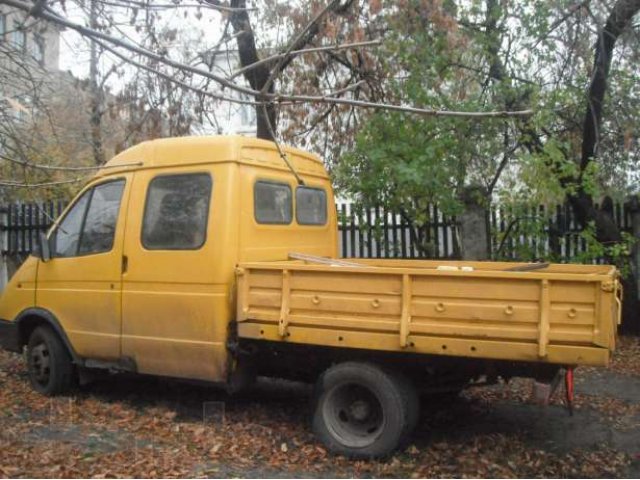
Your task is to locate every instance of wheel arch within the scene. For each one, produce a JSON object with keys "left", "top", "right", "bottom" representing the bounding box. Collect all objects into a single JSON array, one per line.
[{"left": 15, "top": 308, "right": 81, "bottom": 364}]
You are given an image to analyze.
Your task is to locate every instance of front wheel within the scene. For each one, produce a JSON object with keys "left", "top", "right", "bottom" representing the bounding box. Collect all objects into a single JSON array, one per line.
[
  {"left": 26, "top": 326, "right": 75, "bottom": 395},
  {"left": 312, "top": 362, "right": 418, "bottom": 458}
]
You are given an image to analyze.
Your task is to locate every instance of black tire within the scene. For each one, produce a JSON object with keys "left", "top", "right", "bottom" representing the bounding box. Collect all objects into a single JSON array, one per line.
[
  {"left": 26, "top": 326, "right": 75, "bottom": 395},
  {"left": 393, "top": 371, "right": 420, "bottom": 443},
  {"left": 312, "top": 362, "right": 417, "bottom": 458}
]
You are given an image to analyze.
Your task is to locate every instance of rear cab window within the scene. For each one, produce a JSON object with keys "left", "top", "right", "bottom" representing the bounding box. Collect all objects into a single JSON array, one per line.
[
  {"left": 296, "top": 186, "right": 327, "bottom": 225},
  {"left": 254, "top": 181, "right": 292, "bottom": 224}
]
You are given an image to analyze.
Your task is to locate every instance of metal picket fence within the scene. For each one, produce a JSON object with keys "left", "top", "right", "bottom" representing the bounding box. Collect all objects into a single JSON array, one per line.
[
  {"left": 336, "top": 203, "right": 459, "bottom": 259},
  {"left": 1, "top": 201, "right": 67, "bottom": 256},
  {"left": 0, "top": 199, "right": 635, "bottom": 262}
]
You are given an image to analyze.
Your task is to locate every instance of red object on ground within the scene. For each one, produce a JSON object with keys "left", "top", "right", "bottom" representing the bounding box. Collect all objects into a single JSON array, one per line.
[{"left": 565, "top": 367, "right": 574, "bottom": 416}]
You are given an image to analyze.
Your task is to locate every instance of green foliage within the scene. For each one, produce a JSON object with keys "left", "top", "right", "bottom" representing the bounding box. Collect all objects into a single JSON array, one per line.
[
  {"left": 334, "top": 0, "right": 639, "bottom": 264},
  {"left": 491, "top": 203, "right": 552, "bottom": 262},
  {"left": 334, "top": 0, "right": 511, "bottom": 253},
  {"left": 335, "top": 113, "right": 466, "bottom": 215},
  {"left": 574, "top": 223, "right": 636, "bottom": 276},
  {"left": 507, "top": 136, "right": 602, "bottom": 206},
  {"left": 491, "top": 204, "right": 635, "bottom": 272}
]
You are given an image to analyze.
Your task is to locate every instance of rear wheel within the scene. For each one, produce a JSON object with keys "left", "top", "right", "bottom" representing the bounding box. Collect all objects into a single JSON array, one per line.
[
  {"left": 394, "top": 371, "right": 420, "bottom": 438},
  {"left": 26, "top": 326, "right": 75, "bottom": 395},
  {"left": 312, "top": 362, "right": 418, "bottom": 458}
]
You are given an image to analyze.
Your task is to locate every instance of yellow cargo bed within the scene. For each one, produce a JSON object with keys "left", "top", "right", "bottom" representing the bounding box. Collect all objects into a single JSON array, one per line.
[{"left": 236, "top": 259, "right": 621, "bottom": 366}]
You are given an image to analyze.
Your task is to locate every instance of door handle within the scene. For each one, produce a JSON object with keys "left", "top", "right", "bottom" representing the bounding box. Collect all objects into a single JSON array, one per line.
[{"left": 121, "top": 255, "right": 128, "bottom": 274}]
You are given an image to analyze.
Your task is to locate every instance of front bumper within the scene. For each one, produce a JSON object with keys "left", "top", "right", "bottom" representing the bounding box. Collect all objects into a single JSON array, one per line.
[{"left": 0, "top": 319, "right": 20, "bottom": 353}]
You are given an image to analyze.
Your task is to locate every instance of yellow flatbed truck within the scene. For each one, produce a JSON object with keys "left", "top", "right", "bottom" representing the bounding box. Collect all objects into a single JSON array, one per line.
[{"left": 0, "top": 136, "right": 620, "bottom": 458}]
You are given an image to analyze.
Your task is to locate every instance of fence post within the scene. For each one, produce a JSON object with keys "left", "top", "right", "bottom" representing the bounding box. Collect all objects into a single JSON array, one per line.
[
  {"left": 0, "top": 206, "right": 8, "bottom": 291},
  {"left": 459, "top": 186, "right": 490, "bottom": 260},
  {"left": 629, "top": 195, "right": 640, "bottom": 298}
]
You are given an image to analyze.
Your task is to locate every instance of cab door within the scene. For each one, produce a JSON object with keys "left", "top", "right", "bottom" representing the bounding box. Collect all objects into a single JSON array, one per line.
[
  {"left": 36, "top": 175, "right": 131, "bottom": 360},
  {"left": 121, "top": 168, "right": 228, "bottom": 382}
]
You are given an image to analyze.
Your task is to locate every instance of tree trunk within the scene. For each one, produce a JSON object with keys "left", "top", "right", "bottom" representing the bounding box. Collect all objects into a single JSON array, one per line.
[
  {"left": 89, "top": 0, "right": 104, "bottom": 165},
  {"left": 227, "top": 0, "right": 280, "bottom": 140},
  {"left": 227, "top": 0, "right": 348, "bottom": 140},
  {"left": 569, "top": 0, "right": 640, "bottom": 334},
  {"left": 458, "top": 185, "right": 490, "bottom": 261}
]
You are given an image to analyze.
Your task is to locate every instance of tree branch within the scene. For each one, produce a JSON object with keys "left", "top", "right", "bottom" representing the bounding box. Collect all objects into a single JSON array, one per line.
[
  {"left": 580, "top": 0, "right": 640, "bottom": 172},
  {"left": 0, "top": 153, "right": 142, "bottom": 171},
  {"left": 110, "top": 0, "right": 257, "bottom": 13},
  {"left": 0, "top": 178, "right": 87, "bottom": 188},
  {"left": 228, "top": 40, "right": 381, "bottom": 80},
  {"left": 0, "top": 0, "right": 534, "bottom": 121},
  {"left": 94, "top": 36, "right": 260, "bottom": 105},
  {"left": 261, "top": 0, "right": 340, "bottom": 96}
]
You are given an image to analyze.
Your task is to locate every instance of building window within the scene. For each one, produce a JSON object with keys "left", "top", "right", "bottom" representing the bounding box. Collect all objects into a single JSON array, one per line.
[
  {"left": 239, "top": 97, "right": 256, "bottom": 128},
  {"left": 11, "top": 22, "right": 26, "bottom": 52},
  {"left": 142, "top": 173, "right": 212, "bottom": 250},
  {"left": 32, "top": 33, "right": 44, "bottom": 65}
]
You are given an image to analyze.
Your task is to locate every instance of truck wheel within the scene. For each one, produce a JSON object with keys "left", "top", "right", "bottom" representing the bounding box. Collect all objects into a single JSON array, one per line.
[
  {"left": 312, "top": 362, "right": 416, "bottom": 458},
  {"left": 26, "top": 326, "right": 75, "bottom": 396},
  {"left": 394, "top": 371, "right": 420, "bottom": 439}
]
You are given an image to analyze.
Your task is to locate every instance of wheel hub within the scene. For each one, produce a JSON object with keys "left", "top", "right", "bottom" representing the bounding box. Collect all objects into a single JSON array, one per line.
[
  {"left": 29, "top": 343, "right": 50, "bottom": 384},
  {"left": 349, "top": 399, "right": 371, "bottom": 421},
  {"left": 323, "top": 383, "right": 385, "bottom": 448}
]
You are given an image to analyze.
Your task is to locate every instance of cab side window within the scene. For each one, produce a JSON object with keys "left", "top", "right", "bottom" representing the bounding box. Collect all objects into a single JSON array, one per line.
[
  {"left": 52, "top": 180, "right": 125, "bottom": 258},
  {"left": 254, "top": 181, "right": 292, "bottom": 224},
  {"left": 142, "top": 173, "right": 212, "bottom": 250},
  {"left": 79, "top": 181, "right": 126, "bottom": 255},
  {"left": 52, "top": 191, "right": 91, "bottom": 257}
]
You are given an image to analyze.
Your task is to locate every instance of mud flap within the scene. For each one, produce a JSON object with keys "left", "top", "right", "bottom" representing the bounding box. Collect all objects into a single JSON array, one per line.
[
  {"left": 532, "top": 369, "right": 563, "bottom": 406},
  {"left": 531, "top": 367, "right": 574, "bottom": 416}
]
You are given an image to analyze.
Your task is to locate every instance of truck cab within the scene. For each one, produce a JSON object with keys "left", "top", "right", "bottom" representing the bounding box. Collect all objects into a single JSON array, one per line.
[{"left": 0, "top": 135, "right": 337, "bottom": 386}]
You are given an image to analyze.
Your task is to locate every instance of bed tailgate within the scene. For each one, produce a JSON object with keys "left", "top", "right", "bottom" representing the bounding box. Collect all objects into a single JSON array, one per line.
[{"left": 235, "top": 261, "right": 620, "bottom": 366}]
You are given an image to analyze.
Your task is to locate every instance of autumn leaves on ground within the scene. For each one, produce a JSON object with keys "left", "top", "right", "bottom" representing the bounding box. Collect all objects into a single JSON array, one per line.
[{"left": 0, "top": 339, "right": 639, "bottom": 478}]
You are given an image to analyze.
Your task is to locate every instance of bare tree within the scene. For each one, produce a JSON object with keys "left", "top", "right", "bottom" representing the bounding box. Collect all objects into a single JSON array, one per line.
[{"left": 1, "top": 0, "right": 531, "bottom": 125}]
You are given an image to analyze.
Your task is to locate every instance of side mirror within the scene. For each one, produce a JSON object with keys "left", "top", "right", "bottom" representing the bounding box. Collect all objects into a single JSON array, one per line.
[{"left": 35, "top": 232, "right": 51, "bottom": 262}]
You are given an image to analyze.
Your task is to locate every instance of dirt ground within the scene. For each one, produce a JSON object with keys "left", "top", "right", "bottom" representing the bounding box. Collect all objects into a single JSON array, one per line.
[{"left": 0, "top": 338, "right": 639, "bottom": 478}]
